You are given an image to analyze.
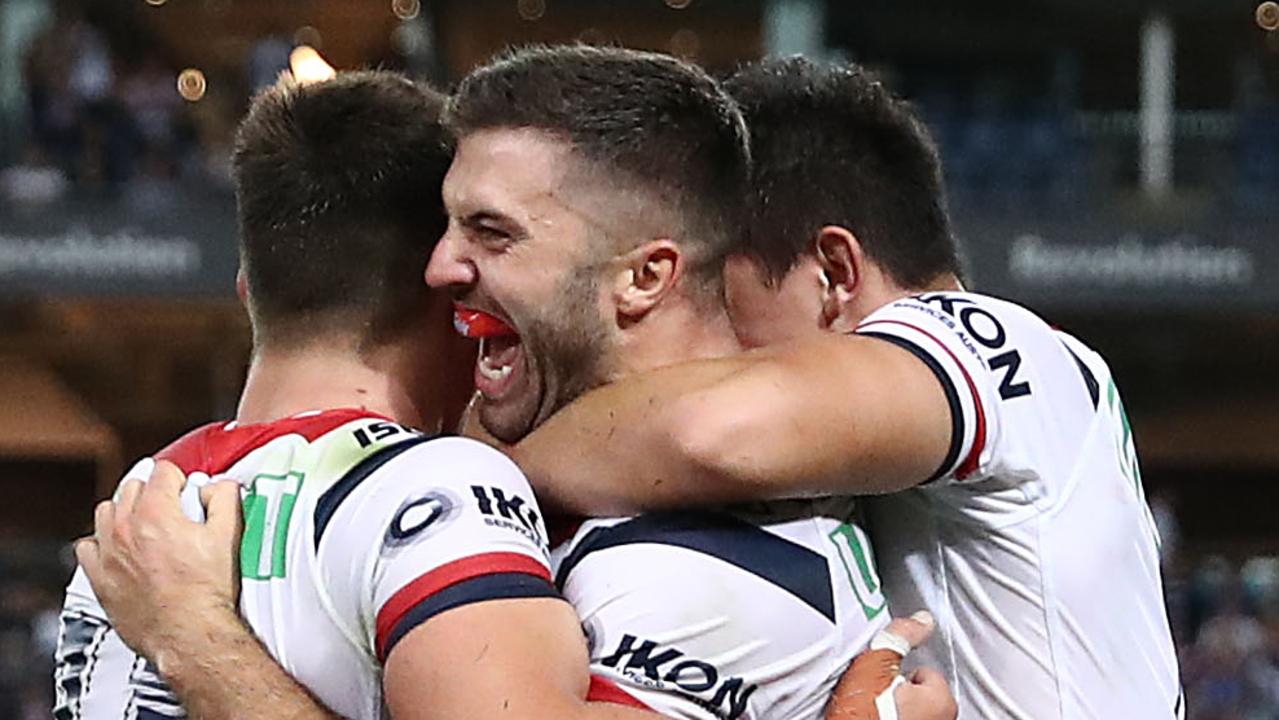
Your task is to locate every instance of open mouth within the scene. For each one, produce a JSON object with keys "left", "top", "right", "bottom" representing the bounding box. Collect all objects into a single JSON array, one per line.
[{"left": 454, "top": 305, "right": 525, "bottom": 400}]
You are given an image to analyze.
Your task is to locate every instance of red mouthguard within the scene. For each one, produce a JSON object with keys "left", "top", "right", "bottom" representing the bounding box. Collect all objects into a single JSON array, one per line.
[{"left": 453, "top": 305, "right": 515, "bottom": 339}]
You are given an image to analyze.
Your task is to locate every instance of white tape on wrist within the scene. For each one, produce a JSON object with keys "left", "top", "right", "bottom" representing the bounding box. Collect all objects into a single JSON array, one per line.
[{"left": 874, "top": 675, "right": 907, "bottom": 720}]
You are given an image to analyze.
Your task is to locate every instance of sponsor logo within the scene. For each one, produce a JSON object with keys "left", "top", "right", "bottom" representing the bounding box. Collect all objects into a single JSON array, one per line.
[
  {"left": 917, "top": 293, "right": 1032, "bottom": 401},
  {"left": 471, "top": 485, "right": 543, "bottom": 545},
  {"left": 1009, "top": 233, "right": 1254, "bottom": 288},
  {"left": 0, "top": 227, "right": 201, "bottom": 278},
  {"left": 383, "top": 490, "right": 459, "bottom": 549},
  {"left": 600, "top": 633, "right": 757, "bottom": 720}
]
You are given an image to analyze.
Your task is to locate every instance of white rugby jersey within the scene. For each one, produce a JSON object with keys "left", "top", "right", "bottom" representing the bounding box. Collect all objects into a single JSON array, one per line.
[
  {"left": 54, "top": 409, "right": 555, "bottom": 720},
  {"left": 856, "top": 292, "right": 1181, "bottom": 719},
  {"left": 553, "top": 498, "right": 891, "bottom": 720}
]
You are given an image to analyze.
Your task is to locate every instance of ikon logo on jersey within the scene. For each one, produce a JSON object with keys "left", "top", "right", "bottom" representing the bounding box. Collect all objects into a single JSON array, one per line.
[
  {"left": 383, "top": 490, "right": 459, "bottom": 549},
  {"left": 600, "top": 634, "right": 757, "bottom": 720},
  {"left": 471, "top": 485, "right": 543, "bottom": 545},
  {"left": 917, "top": 293, "right": 1032, "bottom": 400}
]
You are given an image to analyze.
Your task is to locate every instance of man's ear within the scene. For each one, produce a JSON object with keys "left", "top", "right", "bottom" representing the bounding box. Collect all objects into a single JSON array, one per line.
[
  {"left": 235, "top": 268, "right": 249, "bottom": 308},
  {"left": 612, "top": 239, "right": 682, "bottom": 321},
  {"left": 813, "top": 225, "right": 866, "bottom": 333}
]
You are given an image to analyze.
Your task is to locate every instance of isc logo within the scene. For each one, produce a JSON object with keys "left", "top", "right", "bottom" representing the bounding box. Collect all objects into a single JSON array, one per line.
[{"left": 471, "top": 485, "right": 542, "bottom": 544}]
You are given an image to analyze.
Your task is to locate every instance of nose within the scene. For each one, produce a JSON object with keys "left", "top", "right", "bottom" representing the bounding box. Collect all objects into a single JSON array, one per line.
[{"left": 425, "top": 227, "right": 477, "bottom": 289}]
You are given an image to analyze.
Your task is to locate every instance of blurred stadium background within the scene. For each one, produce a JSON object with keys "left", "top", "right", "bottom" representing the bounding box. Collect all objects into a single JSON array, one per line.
[{"left": 0, "top": 0, "right": 1275, "bottom": 717}]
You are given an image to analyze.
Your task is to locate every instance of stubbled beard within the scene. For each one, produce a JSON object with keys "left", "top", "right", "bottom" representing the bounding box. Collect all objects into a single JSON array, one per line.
[
  {"left": 526, "top": 267, "right": 611, "bottom": 429},
  {"left": 482, "top": 266, "right": 611, "bottom": 443}
]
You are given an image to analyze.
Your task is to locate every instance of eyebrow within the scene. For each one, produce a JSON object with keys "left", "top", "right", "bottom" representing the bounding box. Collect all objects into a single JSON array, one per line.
[{"left": 460, "top": 209, "right": 515, "bottom": 226}]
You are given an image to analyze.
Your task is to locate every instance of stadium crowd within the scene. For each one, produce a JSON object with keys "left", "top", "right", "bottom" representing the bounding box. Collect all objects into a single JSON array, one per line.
[{"left": 0, "top": 1, "right": 305, "bottom": 210}]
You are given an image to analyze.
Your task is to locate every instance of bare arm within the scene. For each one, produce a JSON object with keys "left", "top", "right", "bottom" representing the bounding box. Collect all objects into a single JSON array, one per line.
[
  {"left": 384, "top": 597, "right": 659, "bottom": 720},
  {"left": 152, "top": 607, "right": 339, "bottom": 720},
  {"left": 511, "top": 333, "right": 952, "bottom": 516},
  {"left": 77, "top": 462, "right": 339, "bottom": 720}
]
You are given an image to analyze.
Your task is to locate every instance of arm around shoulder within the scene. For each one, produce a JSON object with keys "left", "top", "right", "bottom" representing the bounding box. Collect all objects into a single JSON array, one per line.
[{"left": 515, "top": 333, "right": 953, "bottom": 515}]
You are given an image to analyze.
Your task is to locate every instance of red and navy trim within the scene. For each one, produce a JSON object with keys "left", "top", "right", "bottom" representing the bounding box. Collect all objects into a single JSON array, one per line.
[
  {"left": 857, "top": 319, "right": 988, "bottom": 481},
  {"left": 375, "top": 552, "right": 557, "bottom": 661}
]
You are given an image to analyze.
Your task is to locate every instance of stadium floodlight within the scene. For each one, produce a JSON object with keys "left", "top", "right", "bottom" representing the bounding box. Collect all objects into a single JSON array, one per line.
[{"left": 290, "top": 45, "right": 337, "bottom": 85}]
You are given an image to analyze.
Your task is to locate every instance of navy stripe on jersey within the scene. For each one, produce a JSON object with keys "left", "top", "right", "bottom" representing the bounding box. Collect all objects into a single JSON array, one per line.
[
  {"left": 128, "top": 658, "right": 183, "bottom": 719},
  {"left": 556, "top": 512, "right": 837, "bottom": 622},
  {"left": 53, "top": 611, "right": 111, "bottom": 720},
  {"left": 861, "top": 331, "right": 964, "bottom": 484},
  {"left": 381, "top": 572, "right": 560, "bottom": 660},
  {"left": 1060, "top": 341, "right": 1101, "bottom": 409},
  {"left": 314, "top": 435, "right": 435, "bottom": 547}
]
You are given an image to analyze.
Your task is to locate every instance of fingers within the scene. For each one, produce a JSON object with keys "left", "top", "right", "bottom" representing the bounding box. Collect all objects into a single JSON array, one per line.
[
  {"left": 75, "top": 537, "right": 101, "bottom": 578},
  {"left": 115, "top": 478, "right": 144, "bottom": 518},
  {"left": 907, "top": 667, "right": 947, "bottom": 687},
  {"left": 824, "top": 648, "right": 904, "bottom": 719},
  {"left": 873, "top": 611, "right": 935, "bottom": 656},
  {"left": 824, "top": 610, "right": 939, "bottom": 720},
  {"left": 93, "top": 499, "right": 116, "bottom": 550},
  {"left": 898, "top": 667, "right": 958, "bottom": 719},
  {"left": 202, "top": 481, "right": 243, "bottom": 537},
  {"left": 145, "top": 460, "right": 187, "bottom": 501}
]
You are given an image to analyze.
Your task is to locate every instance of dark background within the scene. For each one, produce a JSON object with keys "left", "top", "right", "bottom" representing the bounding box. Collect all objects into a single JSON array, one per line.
[{"left": 0, "top": 0, "right": 1275, "bottom": 717}]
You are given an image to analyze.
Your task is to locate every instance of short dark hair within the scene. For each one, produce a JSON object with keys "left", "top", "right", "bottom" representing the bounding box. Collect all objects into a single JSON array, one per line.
[
  {"left": 445, "top": 44, "right": 750, "bottom": 291},
  {"left": 233, "top": 71, "right": 451, "bottom": 344},
  {"left": 723, "top": 57, "right": 961, "bottom": 289}
]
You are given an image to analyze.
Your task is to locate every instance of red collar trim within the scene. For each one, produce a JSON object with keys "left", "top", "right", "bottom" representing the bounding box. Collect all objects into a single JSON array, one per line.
[{"left": 154, "top": 408, "right": 392, "bottom": 475}]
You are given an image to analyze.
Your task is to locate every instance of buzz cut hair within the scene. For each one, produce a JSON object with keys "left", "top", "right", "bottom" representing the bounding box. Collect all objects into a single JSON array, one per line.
[
  {"left": 233, "top": 71, "right": 452, "bottom": 345},
  {"left": 723, "top": 57, "right": 962, "bottom": 288},
  {"left": 445, "top": 44, "right": 752, "bottom": 293}
]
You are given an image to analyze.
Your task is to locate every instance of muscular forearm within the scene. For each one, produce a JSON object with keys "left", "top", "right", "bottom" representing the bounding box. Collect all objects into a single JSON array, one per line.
[
  {"left": 512, "top": 334, "right": 947, "bottom": 515},
  {"left": 510, "top": 354, "right": 765, "bottom": 516},
  {"left": 154, "top": 608, "right": 339, "bottom": 720}
]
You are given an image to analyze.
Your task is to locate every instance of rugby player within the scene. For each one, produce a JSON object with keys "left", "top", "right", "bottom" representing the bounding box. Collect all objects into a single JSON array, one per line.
[
  {"left": 71, "top": 49, "right": 956, "bottom": 720},
  {"left": 506, "top": 57, "right": 1183, "bottom": 719},
  {"left": 60, "top": 70, "right": 663, "bottom": 720}
]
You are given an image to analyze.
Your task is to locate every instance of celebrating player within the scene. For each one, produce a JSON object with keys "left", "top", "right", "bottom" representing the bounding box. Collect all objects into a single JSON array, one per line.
[
  {"left": 507, "top": 57, "right": 1183, "bottom": 719},
  {"left": 425, "top": 44, "right": 895, "bottom": 718},
  {"left": 61, "top": 70, "right": 662, "bottom": 720},
  {"left": 67, "top": 56, "right": 955, "bottom": 720}
]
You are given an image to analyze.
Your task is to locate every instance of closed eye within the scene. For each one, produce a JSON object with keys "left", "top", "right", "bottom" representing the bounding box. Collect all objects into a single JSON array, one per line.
[{"left": 461, "top": 213, "right": 520, "bottom": 250}]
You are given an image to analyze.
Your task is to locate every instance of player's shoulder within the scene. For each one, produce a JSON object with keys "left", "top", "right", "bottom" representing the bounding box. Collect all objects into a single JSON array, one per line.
[
  {"left": 151, "top": 419, "right": 231, "bottom": 471},
  {"left": 868, "top": 291, "right": 1046, "bottom": 330},
  {"left": 368, "top": 435, "right": 526, "bottom": 483},
  {"left": 318, "top": 435, "right": 532, "bottom": 532},
  {"left": 556, "top": 508, "right": 844, "bottom": 621},
  {"left": 152, "top": 408, "right": 402, "bottom": 476},
  {"left": 862, "top": 290, "right": 1090, "bottom": 360}
]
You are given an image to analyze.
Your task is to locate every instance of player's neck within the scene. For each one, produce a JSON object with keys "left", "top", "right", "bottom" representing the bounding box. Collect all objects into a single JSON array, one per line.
[
  {"left": 236, "top": 342, "right": 444, "bottom": 432},
  {"left": 856, "top": 272, "right": 965, "bottom": 322},
  {"left": 611, "top": 299, "right": 740, "bottom": 378}
]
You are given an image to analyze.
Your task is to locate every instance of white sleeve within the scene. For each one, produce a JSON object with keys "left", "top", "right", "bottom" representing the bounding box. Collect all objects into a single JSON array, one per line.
[
  {"left": 855, "top": 294, "right": 1003, "bottom": 485},
  {"left": 56, "top": 458, "right": 190, "bottom": 719},
  {"left": 316, "top": 436, "right": 559, "bottom": 664}
]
